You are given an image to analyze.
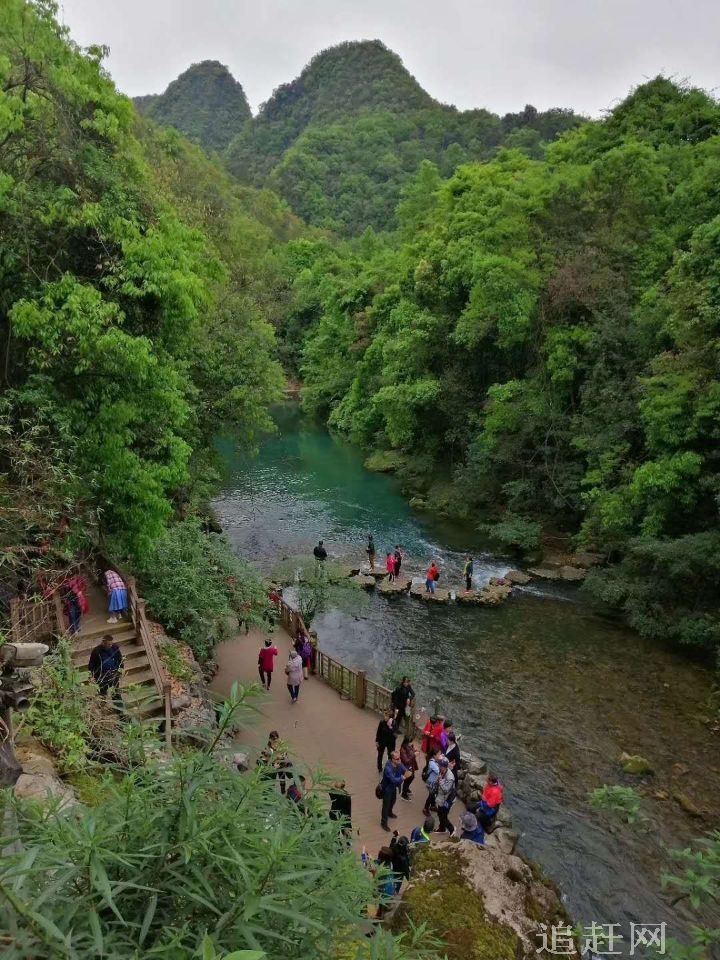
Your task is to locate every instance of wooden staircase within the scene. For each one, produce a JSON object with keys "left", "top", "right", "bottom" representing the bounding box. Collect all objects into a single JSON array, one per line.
[{"left": 70, "top": 619, "right": 165, "bottom": 723}]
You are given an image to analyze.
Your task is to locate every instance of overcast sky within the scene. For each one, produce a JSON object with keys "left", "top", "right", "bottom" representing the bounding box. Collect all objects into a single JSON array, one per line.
[{"left": 58, "top": 0, "right": 719, "bottom": 117}]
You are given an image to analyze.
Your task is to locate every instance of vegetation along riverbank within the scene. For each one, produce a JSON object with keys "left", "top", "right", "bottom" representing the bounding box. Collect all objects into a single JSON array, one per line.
[{"left": 1, "top": 1, "right": 720, "bottom": 957}]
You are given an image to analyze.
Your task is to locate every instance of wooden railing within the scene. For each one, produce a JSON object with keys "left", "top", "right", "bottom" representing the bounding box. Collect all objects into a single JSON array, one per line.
[
  {"left": 8, "top": 595, "right": 64, "bottom": 645},
  {"left": 125, "top": 576, "right": 172, "bottom": 750}
]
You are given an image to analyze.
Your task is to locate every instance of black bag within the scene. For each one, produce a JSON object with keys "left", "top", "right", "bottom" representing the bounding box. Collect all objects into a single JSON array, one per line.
[
  {"left": 375, "top": 780, "right": 384, "bottom": 800},
  {"left": 421, "top": 764, "right": 430, "bottom": 782}
]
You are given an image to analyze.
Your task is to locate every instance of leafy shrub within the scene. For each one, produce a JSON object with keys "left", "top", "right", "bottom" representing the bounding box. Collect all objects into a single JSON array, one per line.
[
  {"left": 3, "top": 742, "right": 439, "bottom": 959},
  {"left": 138, "top": 519, "right": 268, "bottom": 661},
  {"left": 478, "top": 514, "right": 542, "bottom": 555},
  {"left": 589, "top": 785, "right": 641, "bottom": 823},
  {"left": 158, "top": 639, "right": 195, "bottom": 682},
  {"left": 21, "top": 640, "right": 92, "bottom": 773}
]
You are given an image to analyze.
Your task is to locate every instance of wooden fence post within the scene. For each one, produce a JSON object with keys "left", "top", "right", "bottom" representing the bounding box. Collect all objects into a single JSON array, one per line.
[{"left": 355, "top": 670, "right": 367, "bottom": 710}]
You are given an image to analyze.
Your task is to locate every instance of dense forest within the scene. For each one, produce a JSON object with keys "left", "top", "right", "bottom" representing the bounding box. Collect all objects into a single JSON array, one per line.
[
  {"left": 139, "top": 42, "right": 582, "bottom": 235},
  {"left": 278, "top": 79, "right": 720, "bottom": 657}
]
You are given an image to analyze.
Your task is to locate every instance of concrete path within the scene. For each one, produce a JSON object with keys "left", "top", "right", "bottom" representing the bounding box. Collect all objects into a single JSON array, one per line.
[{"left": 210, "top": 627, "right": 458, "bottom": 857}]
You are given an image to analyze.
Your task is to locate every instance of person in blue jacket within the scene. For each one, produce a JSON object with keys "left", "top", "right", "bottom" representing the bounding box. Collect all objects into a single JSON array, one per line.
[
  {"left": 410, "top": 816, "right": 435, "bottom": 845},
  {"left": 459, "top": 811, "right": 485, "bottom": 846},
  {"left": 380, "top": 750, "right": 411, "bottom": 831}
]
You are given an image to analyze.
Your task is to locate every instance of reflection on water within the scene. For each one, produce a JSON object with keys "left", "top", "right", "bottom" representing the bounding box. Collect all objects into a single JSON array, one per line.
[{"left": 214, "top": 404, "right": 719, "bottom": 944}]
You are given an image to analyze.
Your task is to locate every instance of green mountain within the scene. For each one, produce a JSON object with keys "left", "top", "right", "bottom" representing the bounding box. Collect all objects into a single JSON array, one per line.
[
  {"left": 139, "top": 41, "right": 582, "bottom": 236},
  {"left": 135, "top": 60, "right": 251, "bottom": 153}
]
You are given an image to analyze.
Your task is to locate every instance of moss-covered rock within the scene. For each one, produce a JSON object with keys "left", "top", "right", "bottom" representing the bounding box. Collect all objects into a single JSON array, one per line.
[
  {"left": 393, "top": 846, "right": 518, "bottom": 960},
  {"left": 393, "top": 842, "right": 566, "bottom": 960},
  {"left": 364, "top": 449, "right": 406, "bottom": 473}
]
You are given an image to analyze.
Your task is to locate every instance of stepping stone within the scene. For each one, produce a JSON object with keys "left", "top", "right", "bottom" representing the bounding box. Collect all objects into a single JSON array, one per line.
[
  {"left": 409, "top": 584, "right": 450, "bottom": 603},
  {"left": 505, "top": 569, "right": 531, "bottom": 585},
  {"left": 377, "top": 577, "right": 411, "bottom": 596},
  {"left": 349, "top": 574, "right": 376, "bottom": 590}
]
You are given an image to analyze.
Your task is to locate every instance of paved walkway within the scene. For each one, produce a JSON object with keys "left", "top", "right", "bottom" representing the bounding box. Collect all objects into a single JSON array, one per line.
[{"left": 209, "top": 627, "right": 458, "bottom": 856}]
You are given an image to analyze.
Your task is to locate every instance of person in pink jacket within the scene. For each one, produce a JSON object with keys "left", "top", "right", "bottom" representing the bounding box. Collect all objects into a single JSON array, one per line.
[{"left": 258, "top": 639, "right": 279, "bottom": 689}]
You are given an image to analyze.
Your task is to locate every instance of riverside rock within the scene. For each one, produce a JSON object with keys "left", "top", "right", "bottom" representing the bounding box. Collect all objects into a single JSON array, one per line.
[
  {"left": 506, "top": 569, "right": 531, "bottom": 585},
  {"left": 14, "top": 746, "right": 76, "bottom": 809},
  {"left": 377, "top": 577, "right": 411, "bottom": 596},
  {"left": 394, "top": 842, "right": 566, "bottom": 960},
  {"left": 409, "top": 583, "right": 450, "bottom": 603},
  {"left": 350, "top": 573, "right": 376, "bottom": 590},
  {"left": 619, "top": 752, "right": 653, "bottom": 775}
]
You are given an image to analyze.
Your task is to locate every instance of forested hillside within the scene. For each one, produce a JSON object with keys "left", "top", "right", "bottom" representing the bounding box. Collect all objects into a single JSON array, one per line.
[
  {"left": 141, "top": 41, "right": 582, "bottom": 235},
  {"left": 135, "top": 60, "right": 251, "bottom": 152},
  {"left": 285, "top": 79, "right": 720, "bottom": 656},
  {"left": 0, "top": 0, "right": 295, "bottom": 580}
]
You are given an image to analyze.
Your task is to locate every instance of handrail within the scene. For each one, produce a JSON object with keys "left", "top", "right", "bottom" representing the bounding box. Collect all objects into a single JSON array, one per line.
[
  {"left": 125, "top": 576, "right": 172, "bottom": 750},
  {"left": 8, "top": 595, "right": 64, "bottom": 645}
]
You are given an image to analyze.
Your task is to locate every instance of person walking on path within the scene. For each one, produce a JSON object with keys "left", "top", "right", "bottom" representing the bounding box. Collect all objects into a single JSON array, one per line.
[
  {"left": 104, "top": 569, "right": 128, "bottom": 623},
  {"left": 399, "top": 735, "right": 418, "bottom": 800},
  {"left": 422, "top": 748, "right": 442, "bottom": 817},
  {"left": 88, "top": 634, "right": 124, "bottom": 706},
  {"left": 463, "top": 556, "right": 474, "bottom": 592},
  {"left": 258, "top": 638, "right": 279, "bottom": 689},
  {"left": 375, "top": 710, "right": 396, "bottom": 773},
  {"left": 284, "top": 646, "right": 304, "bottom": 703},
  {"left": 366, "top": 534, "right": 376, "bottom": 572},
  {"left": 434, "top": 758, "right": 457, "bottom": 836},
  {"left": 391, "top": 676, "right": 415, "bottom": 734},
  {"left": 425, "top": 560, "right": 439, "bottom": 594},
  {"left": 393, "top": 545, "right": 403, "bottom": 579},
  {"left": 379, "top": 750, "right": 411, "bottom": 831},
  {"left": 421, "top": 716, "right": 444, "bottom": 758},
  {"left": 385, "top": 552, "right": 395, "bottom": 582},
  {"left": 445, "top": 731, "right": 461, "bottom": 781}
]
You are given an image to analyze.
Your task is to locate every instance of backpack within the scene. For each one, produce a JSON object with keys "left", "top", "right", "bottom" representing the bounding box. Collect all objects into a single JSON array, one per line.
[
  {"left": 432, "top": 568, "right": 440, "bottom": 581},
  {"left": 421, "top": 764, "right": 430, "bottom": 782}
]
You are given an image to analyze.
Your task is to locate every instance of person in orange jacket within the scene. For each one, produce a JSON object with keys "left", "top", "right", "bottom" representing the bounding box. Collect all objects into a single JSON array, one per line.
[
  {"left": 420, "top": 716, "right": 444, "bottom": 758},
  {"left": 475, "top": 774, "right": 504, "bottom": 831}
]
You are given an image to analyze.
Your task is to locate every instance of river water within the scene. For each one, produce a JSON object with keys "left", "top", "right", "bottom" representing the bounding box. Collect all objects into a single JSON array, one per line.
[{"left": 214, "top": 403, "right": 719, "bottom": 946}]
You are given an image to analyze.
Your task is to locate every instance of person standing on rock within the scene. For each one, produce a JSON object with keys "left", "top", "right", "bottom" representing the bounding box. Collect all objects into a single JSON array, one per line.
[
  {"left": 258, "top": 638, "right": 279, "bottom": 689},
  {"left": 434, "top": 759, "right": 457, "bottom": 836},
  {"left": 284, "top": 646, "right": 304, "bottom": 704},
  {"left": 313, "top": 540, "right": 327, "bottom": 562},
  {"left": 379, "top": 750, "right": 411, "bottom": 831},
  {"left": 476, "top": 774, "right": 504, "bottom": 831},
  {"left": 367, "top": 534, "right": 376, "bottom": 571},
  {"left": 88, "top": 633, "right": 124, "bottom": 707},
  {"left": 375, "top": 709, "right": 396, "bottom": 773},
  {"left": 393, "top": 545, "right": 403, "bottom": 580},
  {"left": 386, "top": 552, "right": 395, "bottom": 582},
  {"left": 425, "top": 560, "right": 439, "bottom": 594},
  {"left": 463, "top": 556, "right": 474, "bottom": 592}
]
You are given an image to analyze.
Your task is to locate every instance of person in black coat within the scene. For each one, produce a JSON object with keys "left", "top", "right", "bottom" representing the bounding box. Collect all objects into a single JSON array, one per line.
[
  {"left": 329, "top": 780, "right": 352, "bottom": 837},
  {"left": 375, "top": 710, "right": 396, "bottom": 772}
]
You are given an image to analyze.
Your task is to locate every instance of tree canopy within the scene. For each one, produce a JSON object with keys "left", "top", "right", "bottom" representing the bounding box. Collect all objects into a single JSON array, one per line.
[{"left": 286, "top": 77, "right": 720, "bottom": 656}]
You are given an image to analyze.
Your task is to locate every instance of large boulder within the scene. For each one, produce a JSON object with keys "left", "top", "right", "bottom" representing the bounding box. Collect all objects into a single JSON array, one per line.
[
  {"left": 393, "top": 841, "right": 566, "bottom": 959},
  {"left": 506, "top": 570, "right": 531, "bottom": 585},
  {"left": 14, "top": 746, "right": 76, "bottom": 809}
]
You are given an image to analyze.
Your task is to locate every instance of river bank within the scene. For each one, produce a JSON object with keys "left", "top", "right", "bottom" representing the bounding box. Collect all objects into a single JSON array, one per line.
[{"left": 213, "top": 403, "right": 720, "bottom": 945}]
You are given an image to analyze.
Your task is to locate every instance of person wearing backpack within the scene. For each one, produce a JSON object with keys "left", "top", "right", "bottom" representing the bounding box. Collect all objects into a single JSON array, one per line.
[
  {"left": 421, "top": 748, "right": 442, "bottom": 817},
  {"left": 434, "top": 759, "right": 457, "bottom": 836}
]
